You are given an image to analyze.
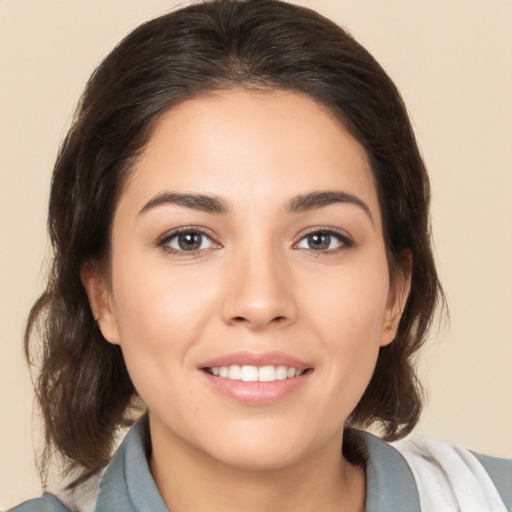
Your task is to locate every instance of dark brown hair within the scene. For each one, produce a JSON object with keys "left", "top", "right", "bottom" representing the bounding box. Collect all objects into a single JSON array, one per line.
[{"left": 26, "top": 0, "right": 443, "bottom": 488}]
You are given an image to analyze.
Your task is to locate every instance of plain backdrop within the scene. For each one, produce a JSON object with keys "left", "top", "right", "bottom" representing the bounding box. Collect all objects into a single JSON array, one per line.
[{"left": 1, "top": 0, "right": 511, "bottom": 508}]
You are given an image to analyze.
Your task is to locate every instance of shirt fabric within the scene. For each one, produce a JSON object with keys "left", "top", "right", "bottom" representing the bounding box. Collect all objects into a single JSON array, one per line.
[{"left": 7, "top": 420, "right": 512, "bottom": 512}]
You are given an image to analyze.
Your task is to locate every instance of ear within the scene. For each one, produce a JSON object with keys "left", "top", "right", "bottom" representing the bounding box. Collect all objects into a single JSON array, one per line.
[
  {"left": 379, "top": 251, "right": 412, "bottom": 347},
  {"left": 81, "top": 262, "right": 120, "bottom": 345}
]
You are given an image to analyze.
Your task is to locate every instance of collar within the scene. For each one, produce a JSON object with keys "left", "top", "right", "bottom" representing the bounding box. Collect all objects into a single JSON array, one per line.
[
  {"left": 363, "top": 431, "right": 421, "bottom": 512},
  {"left": 95, "top": 419, "right": 168, "bottom": 511},
  {"left": 94, "top": 420, "right": 420, "bottom": 512}
]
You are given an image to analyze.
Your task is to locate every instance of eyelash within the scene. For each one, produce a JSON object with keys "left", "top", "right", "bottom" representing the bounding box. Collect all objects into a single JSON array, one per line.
[
  {"left": 157, "top": 226, "right": 354, "bottom": 257},
  {"left": 293, "top": 226, "right": 354, "bottom": 255},
  {"left": 157, "top": 226, "right": 220, "bottom": 256}
]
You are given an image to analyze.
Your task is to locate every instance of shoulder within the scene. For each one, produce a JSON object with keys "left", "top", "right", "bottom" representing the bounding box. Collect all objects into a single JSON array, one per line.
[
  {"left": 392, "top": 436, "right": 512, "bottom": 511},
  {"left": 5, "top": 471, "right": 101, "bottom": 512},
  {"left": 359, "top": 430, "right": 512, "bottom": 512},
  {"left": 5, "top": 493, "right": 71, "bottom": 512},
  {"left": 472, "top": 450, "right": 512, "bottom": 509},
  {"left": 5, "top": 419, "right": 158, "bottom": 512}
]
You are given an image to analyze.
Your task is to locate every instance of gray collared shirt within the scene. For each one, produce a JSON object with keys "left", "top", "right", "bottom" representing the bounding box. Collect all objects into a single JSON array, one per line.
[{"left": 8, "top": 420, "right": 512, "bottom": 512}]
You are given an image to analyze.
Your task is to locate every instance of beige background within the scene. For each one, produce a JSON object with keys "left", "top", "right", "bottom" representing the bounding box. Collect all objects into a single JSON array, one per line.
[{"left": 1, "top": 0, "right": 511, "bottom": 508}]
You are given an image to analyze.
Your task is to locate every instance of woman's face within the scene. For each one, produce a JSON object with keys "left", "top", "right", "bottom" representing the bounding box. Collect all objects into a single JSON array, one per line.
[{"left": 88, "top": 89, "right": 408, "bottom": 470}]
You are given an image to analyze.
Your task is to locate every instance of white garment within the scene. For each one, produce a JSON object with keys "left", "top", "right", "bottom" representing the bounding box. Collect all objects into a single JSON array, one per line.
[
  {"left": 393, "top": 437, "right": 508, "bottom": 512},
  {"left": 55, "top": 472, "right": 102, "bottom": 512}
]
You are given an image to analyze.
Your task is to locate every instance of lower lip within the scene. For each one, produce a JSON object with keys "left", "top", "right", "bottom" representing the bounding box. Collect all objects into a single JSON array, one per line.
[{"left": 201, "top": 370, "right": 312, "bottom": 406}]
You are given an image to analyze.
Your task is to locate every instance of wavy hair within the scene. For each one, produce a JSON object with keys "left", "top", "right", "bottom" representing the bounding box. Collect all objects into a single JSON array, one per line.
[{"left": 25, "top": 0, "right": 444, "bottom": 488}]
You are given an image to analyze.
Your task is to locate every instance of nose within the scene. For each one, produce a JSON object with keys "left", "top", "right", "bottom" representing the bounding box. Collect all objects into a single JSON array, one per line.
[{"left": 220, "top": 247, "right": 298, "bottom": 330}]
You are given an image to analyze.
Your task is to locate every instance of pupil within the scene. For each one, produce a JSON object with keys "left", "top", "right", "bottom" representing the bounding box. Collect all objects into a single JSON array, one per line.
[
  {"left": 178, "top": 233, "right": 202, "bottom": 251},
  {"left": 308, "top": 233, "right": 330, "bottom": 250}
]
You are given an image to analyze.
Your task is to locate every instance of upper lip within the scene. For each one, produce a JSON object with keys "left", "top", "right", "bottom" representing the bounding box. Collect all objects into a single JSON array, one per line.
[{"left": 199, "top": 351, "right": 312, "bottom": 371}]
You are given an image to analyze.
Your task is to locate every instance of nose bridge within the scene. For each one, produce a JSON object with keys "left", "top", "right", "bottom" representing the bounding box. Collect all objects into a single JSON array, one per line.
[{"left": 221, "top": 238, "right": 297, "bottom": 329}]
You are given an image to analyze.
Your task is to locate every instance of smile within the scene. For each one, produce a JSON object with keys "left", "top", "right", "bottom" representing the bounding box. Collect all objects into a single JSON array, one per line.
[
  {"left": 199, "top": 351, "right": 313, "bottom": 404},
  {"left": 206, "top": 365, "right": 305, "bottom": 382}
]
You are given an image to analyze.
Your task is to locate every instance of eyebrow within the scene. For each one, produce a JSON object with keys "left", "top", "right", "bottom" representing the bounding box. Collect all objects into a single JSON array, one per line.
[
  {"left": 286, "top": 191, "right": 373, "bottom": 223},
  {"left": 139, "top": 192, "right": 231, "bottom": 216},
  {"left": 138, "top": 189, "right": 373, "bottom": 223}
]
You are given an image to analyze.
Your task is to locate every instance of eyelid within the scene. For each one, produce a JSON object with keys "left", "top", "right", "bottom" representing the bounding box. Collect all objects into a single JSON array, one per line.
[
  {"left": 293, "top": 226, "right": 355, "bottom": 252},
  {"left": 157, "top": 225, "right": 221, "bottom": 255},
  {"left": 155, "top": 225, "right": 353, "bottom": 256}
]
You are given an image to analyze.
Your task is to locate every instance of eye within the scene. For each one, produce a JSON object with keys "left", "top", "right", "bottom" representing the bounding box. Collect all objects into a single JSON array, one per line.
[
  {"left": 159, "top": 228, "right": 218, "bottom": 254},
  {"left": 295, "top": 229, "right": 353, "bottom": 252}
]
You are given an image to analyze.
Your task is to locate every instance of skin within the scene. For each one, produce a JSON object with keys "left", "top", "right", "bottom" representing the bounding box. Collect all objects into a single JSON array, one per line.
[{"left": 83, "top": 89, "right": 410, "bottom": 512}]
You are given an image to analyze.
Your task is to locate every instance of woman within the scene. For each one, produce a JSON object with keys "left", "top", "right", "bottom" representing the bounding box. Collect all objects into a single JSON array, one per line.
[{"left": 8, "top": 1, "right": 511, "bottom": 511}]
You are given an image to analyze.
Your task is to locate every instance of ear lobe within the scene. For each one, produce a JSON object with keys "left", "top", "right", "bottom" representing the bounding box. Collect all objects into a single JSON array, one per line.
[
  {"left": 380, "top": 252, "right": 412, "bottom": 347},
  {"left": 81, "top": 262, "right": 120, "bottom": 345}
]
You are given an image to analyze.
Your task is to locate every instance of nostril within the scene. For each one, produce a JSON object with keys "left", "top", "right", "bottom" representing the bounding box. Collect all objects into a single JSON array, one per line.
[{"left": 227, "top": 308, "right": 294, "bottom": 328}]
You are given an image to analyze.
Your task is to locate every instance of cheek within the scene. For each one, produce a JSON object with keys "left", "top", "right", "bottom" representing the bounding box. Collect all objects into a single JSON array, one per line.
[
  {"left": 108, "top": 255, "right": 220, "bottom": 401},
  {"left": 111, "top": 251, "right": 218, "bottom": 338},
  {"left": 303, "top": 255, "right": 390, "bottom": 343},
  {"left": 300, "top": 257, "right": 390, "bottom": 403}
]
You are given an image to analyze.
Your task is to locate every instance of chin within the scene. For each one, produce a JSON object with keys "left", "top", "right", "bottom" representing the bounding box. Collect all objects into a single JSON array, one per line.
[
  {"left": 192, "top": 418, "right": 339, "bottom": 472},
  {"left": 203, "top": 439, "right": 310, "bottom": 471}
]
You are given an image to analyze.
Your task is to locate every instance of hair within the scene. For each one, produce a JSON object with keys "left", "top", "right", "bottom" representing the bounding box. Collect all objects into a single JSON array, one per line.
[{"left": 25, "top": 0, "right": 443, "bottom": 489}]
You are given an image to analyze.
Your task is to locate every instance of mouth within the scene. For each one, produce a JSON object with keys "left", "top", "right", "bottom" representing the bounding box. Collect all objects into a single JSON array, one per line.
[
  {"left": 203, "top": 364, "right": 309, "bottom": 382},
  {"left": 199, "top": 352, "right": 313, "bottom": 405}
]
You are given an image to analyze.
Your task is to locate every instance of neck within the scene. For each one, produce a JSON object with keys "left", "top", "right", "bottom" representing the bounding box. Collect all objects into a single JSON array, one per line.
[{"left": 149, "top": 422, "right": 366, "bottom": 512}]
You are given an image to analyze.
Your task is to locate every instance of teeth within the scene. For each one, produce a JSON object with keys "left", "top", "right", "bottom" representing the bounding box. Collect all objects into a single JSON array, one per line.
[
  {"left": 241, "top": 365, "right": 258, "bottom": 382},
  {"left": 209, "top": 365, "right": 304, "bottom": 382},
  {"left": 228, "top": 365, "right": 241, "bottom": 380},
  {"left": 276, "top": 365, "right": 288, "bottom": 380},
  {"left": 259, "top": 365, "right": 276, "bottom": 382}
]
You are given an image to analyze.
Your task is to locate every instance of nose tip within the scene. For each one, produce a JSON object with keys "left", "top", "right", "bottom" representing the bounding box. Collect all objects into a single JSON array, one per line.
[{"left": 221, "top": 256, "right": 297, "bottom": 330}]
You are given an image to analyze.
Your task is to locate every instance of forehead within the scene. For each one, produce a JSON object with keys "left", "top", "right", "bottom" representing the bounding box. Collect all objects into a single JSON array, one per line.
[{"left": 120, "top": 89, "right": 380, "bottom": 222}]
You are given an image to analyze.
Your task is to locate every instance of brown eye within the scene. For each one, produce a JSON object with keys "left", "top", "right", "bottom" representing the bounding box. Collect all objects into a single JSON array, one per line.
[
  {"left": 306, "top": 233, "right": 331, "bottom": 250},
  {"left": 296, "top": 229, "right": 353, "bottom": 252},
  {"left": 162, "top": 230, "right": 216, "bottom": 253},
  {"left": 177, "top": 232, "right": 203, "bottom": 251}
]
